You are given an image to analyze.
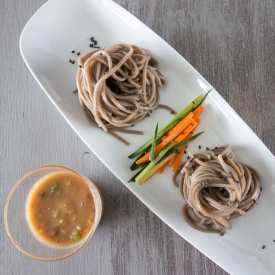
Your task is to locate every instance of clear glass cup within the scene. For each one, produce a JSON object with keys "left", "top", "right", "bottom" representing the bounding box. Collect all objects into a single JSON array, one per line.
[{"left": 4, "top": 165, "right": 104, "bottom": 261}]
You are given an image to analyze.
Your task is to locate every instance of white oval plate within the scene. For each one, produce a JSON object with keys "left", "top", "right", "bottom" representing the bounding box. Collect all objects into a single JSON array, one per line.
[{"left": 20, "top": 0, "right": 275, "bottom": 274}]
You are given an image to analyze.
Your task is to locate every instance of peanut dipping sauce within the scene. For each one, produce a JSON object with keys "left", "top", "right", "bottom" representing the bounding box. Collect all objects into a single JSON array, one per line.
[{"left": 26, "top": 172, "right": 95, "bottom": 247}]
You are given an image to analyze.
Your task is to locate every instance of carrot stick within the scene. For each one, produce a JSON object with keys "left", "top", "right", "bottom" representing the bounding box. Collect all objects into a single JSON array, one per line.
[
  {"left": 172, "top": 145, "right": 187, "bottom": 172},
  {"left": 166, "top": 112, "right": 194, "bottom": 136},
  {"left": 167, "top": 154, "right": 177, "bottom": 166},
  {"left": 193, "top": 105, "right": 204, "bottom": 120},
  {"left": 163, "top": 114, "right": 198, "bottom": 168},
  {"left": 157, "top": 163, "right": 166, "bottom": 173},
  {"left": 163, "top": 107, "right": 202, "bottom": 142},
  {"left": 170, "top": 121, "right": 199, "bottom": 167},
  {"left": 173, "top": 121, "right": 197, "bottom": 144},
  {"left": 161, "top": 134, "right": 168, "bottom": 141},
  {"left": 136, "top": 113, "right": 195, "bottom": 165},
  {"left": 173, "top": 119, "right": 201, "bottom": 172}
]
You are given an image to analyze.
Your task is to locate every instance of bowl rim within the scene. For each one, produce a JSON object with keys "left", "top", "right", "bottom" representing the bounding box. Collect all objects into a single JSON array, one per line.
[{"left": 4, "top": 164, "right": 103, "bottom": 262}]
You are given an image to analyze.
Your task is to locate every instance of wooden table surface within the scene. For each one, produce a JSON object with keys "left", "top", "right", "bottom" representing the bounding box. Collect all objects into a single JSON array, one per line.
[{"left": 1, "top": 0, "right": 274, "bottom": 274}]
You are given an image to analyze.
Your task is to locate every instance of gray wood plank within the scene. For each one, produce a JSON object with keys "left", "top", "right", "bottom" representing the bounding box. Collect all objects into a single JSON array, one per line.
[{"left": 1, "top": 0, "right": 274, "bottom": 274}]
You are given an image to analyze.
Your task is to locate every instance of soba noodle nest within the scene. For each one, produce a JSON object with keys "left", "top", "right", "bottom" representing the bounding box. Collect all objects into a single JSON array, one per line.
[
  {"left": 173, "top": 145, "right": 261, "bottom": 235},
  {"left": 76, "top": 43, "right": 168, "bottom": 132}
]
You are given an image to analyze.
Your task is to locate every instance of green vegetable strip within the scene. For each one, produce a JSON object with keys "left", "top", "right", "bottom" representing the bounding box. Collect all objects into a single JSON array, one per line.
[
  {"left": 149, "top": 123, "right": 158, "bottom": 161},
  {"left": 193, "top": 89, "right": 212, "bottom": 111},
  {"left": 128, "top": 95, "right": 203, "bottom": 159},
  {"left": 135, "top": 142, "right": 176, "bottom": 184},
  {"left": 135, "top": 131, "right": 204, "bottom": 184},
  {"left": 136, "top": 154, "right": 175, "bottom": 185},
  {"left": 128, "top": 163, "right": 149, "bottom": 182}
]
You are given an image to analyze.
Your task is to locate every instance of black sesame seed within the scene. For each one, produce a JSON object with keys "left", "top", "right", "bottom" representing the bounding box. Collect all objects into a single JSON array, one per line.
[
  {"left": 187, "top": 156, "right": 190, "bottom": 160},
  {"left": 260, "top": 187, "right": 262, "bottom": 191},
  {"left": 71, "top": 50, "right": 75, "bottom": 53},
  {"left": 199, "top": 145, "right": 201, "bottom": 149},
  {"left": 206, "top": 147, "right": 209, "bottom": 150},
  {"left": 79, "top": 65, "right": 82, "bottom": 68},
  {"left": 171, "top": 111, "right": 175, "bottom": 114},
  {"left": 150, "top": 110, "right": 152, "bottom": 113},
  {"left": 90, "top": 37, "right": 94, "bottom": 41},
  {"left": 184, "top": 150, "right": 187, "bottom": 154},
  {"left": 77, "top": 52, "right": 80, "bottom": 56},
  {"left": 262, "top": 245, "right": 265, "bottom": 249},
  {"left": 192, "top": 101, "right": 195, "bottom": 104},
  {"left": 72, "top": 61, "right": 75, "bottom": 64},
  {"left": 147, "top": 113, "right": 150, "bottom": 117},
  {"left": 89, "top": 44, "right": 93, "bottom": 47},
  {"left": 69, "top": 59, "right": 72, "bottom": 63}
]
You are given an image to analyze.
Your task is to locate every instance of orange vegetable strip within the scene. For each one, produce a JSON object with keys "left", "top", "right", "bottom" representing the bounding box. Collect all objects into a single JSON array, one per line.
[
  {"left": 136, "top": 113, "right": 195, "bottom": 165},
  {"left": 157, "top": 163, "right": 166, "bottom": 174},
  {"left": 173, "top": 119, "right": 201, "bottom": 172},
  {"left": 193, "top": 105, "right": 204, "bottom": 120},
  {"left": 162, "top": 112, "right": 195, "bottom": 140},
  {"left": 171, "top": 120, "right": 200, "bottom": 169},
  {"left": 167, "top": 115, "right": 203, "bottom": 167},
  {"left": 166, "top": 112, "right": 194, "bottom": 136},
  {"left": 167, "top": 154, "right": 177, "bottom": 166},
  {"left": 172, "top": 145, "right": 188, "bottom": 172},
  {"left": 174, "top": 120, "right": 198, "bottom": 145}
]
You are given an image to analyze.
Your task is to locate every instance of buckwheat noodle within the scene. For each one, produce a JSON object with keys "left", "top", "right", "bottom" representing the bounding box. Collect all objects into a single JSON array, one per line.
[
  {"left": 173, "top": 145, "right": 261, "bottom": 235},
  {"left": 76, "top": 44, "right": 174, "bottom": 144}
]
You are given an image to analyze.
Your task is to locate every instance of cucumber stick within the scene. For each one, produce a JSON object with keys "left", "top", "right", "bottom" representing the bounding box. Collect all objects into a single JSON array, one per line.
[
  {"left": 149, "top": 123, "right": 158, "bottom": 161},
  {"left": 136, "top": 153, "right": 175, "bottom": 185},
  {"left": 135, "top": 142, "right": 175, "bottom": 183}
]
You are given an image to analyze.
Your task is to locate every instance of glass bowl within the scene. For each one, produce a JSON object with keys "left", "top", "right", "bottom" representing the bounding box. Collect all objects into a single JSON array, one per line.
[{"left": 4, "top": 165, "right": 104, "bottom": 261}]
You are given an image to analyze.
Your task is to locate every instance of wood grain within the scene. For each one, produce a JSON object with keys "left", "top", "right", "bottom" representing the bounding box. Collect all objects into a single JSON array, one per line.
[{"left": 1, "top": 0, "right": 274, "bottom": 274}]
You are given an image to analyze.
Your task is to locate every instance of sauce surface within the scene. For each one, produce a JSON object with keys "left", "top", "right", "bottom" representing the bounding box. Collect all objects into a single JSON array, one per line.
[{"left": 26, "top": 172, "right": 95, "bottom": 247}]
